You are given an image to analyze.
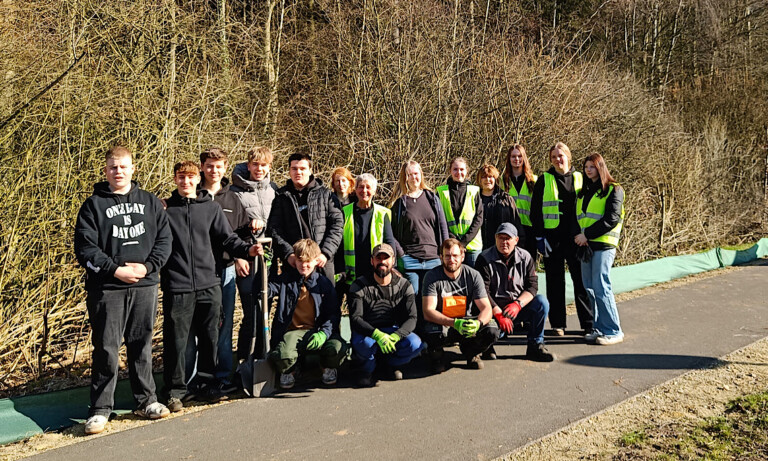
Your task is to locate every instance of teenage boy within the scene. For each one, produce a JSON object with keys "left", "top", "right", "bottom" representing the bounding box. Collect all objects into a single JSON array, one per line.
[
  {"left": 268, "top": 239, "right": 348, "bottom": 389},
  {"left": 74, "top": 146, "right": 172, "bottom": 435},
  {"left": 230, "top": 146, "right": 278, "bottom": 362},
  {"left": 268, "top": 152, "right": 344, "bottom": 284},
  {"left": 185, "top": 148, "right": 251, "bottom": 394},
  {"left": 162, "top": 161, "right": 263, "bottom": 412}
]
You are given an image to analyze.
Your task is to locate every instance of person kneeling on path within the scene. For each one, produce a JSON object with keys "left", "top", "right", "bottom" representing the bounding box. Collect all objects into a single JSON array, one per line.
[
  {"left": 475, "top": 223, "right": 555, "bottom": 362},
  {"left": 422, "top": 238, "right": 500, "bottom": 373},
  {"left": 268, "top": 239, "right": 349, "bottom": 389},
  {"left": 348, "top": 243, "right": 426, "bottom": 387}
]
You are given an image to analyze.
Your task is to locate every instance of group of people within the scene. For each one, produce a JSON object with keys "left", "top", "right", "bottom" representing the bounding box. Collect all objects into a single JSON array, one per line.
[{"left": 73, "top": 141, "right": 626, "bottom": 435}]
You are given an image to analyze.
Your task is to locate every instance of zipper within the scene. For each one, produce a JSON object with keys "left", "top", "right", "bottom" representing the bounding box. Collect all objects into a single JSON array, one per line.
[{"left": 187, "top": 199, "right": 196, "bottom": 291}]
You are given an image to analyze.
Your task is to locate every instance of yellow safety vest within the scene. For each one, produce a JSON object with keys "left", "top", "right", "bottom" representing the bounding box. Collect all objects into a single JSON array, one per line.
[
  {"left": 343, "top": 203, "right": 391, "bottom": 284},
  {"left": 542, "top": 171, "right": 582, "bottom": 229},
  {"left": 436, "top": 184, "right": 483, "bottom": 252},
  {"left": 576, "top": 184, "right": 624, "bottom": 247},
  {"left": 508, "top": 174, "right": 538, "bottom": 227}
]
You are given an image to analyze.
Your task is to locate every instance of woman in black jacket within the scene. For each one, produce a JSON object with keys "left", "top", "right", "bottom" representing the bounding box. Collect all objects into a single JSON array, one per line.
[{"left": 476, "top": 164, "right": 523, "bottom": 250}]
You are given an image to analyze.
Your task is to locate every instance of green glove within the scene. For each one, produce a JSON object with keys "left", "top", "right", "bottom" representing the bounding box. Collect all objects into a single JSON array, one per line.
[
  {"left": 305, "top": 331, "right": 327, "bottom": 351},
  {"left": 453, "top": 319, "right": 480, "bottom": 337},
  {"left": 371, "top": 329, "right": 396, "bottom": 354},
  {"left": 388, "top": 332, "right": 401, "bottom": 345}
]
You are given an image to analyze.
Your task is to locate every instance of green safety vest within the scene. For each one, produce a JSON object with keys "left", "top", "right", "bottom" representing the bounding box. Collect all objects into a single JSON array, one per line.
[
  {"left": 576, "top": 184, "right": 625, "bottom": 247},
  {"left": 542, "top": 171, "right": 583, "bottom": 229},
  {"left": 436, "top": 184, "right": 483, "bottom": 252},
  {"left": 508, "top": 174, "right": 538, "bottom": 227},
  {"left": 343, "top": 203, "right": 391, "bottom": 284}
]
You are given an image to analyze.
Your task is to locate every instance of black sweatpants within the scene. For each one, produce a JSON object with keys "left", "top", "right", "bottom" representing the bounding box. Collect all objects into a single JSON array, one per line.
[
  {"left": 162, "top": 285, "right": 221, "bottom": 399},
  {"left": 426, "top": 322, "right": 500, "bottom": 359},
  {"left": 543, "top": 240, "right": 592, "bottom": 330},
  {"left": 87, "top": 285, "right": 159, "bottom": 417}
]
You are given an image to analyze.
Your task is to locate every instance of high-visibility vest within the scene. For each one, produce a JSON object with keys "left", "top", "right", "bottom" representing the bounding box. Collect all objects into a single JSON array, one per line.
[
  {"left": 508, "top": 174, "right": 538, "bottom": 227},
  {"left": 542, "top": 171, "right": 583, "bottom": 229},
  {"left": 576, "top": 184, "right": 624, "bottom": 247},
  {"left": 436, "top": 184, "right": 483, "bottom": 252},
  {"left": 343, "top": 203, "right": 391, "bottom": 284}
]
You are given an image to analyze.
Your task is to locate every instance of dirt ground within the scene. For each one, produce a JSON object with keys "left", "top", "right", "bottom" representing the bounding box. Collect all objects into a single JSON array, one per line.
[{"left": 1, "top": 265, "right": 766, "bottom": 461}]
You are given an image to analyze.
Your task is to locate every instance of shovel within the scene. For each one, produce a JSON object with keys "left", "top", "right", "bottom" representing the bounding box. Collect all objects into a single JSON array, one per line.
[{"left": 239, "top": 237, "right": 275, "bottom": 397}]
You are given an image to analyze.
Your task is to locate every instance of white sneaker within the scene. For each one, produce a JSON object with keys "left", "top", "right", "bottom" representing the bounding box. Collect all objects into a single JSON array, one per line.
[
  {"left": 584, "top": 329, "right": 601, "bottom": 343},
  {"left": 279, "top": 371, "right": 296, "bottom": 389},
  {"left": 596, "top": 333, "right": 624, "bottom": 345},
  {"left": 134, "top": 401, "right": 171, "bottom": 420},
  {"left": 321, "top": 368, "right": 338, "bottom": 385},
  {"left": 84, "top": 415, "right": 108, "bottom": 435}
]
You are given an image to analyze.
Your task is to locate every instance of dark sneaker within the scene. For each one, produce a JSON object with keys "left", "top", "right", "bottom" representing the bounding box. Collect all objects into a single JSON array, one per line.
[
  {"left": 467, "top": 355, "right": 484, "bottom": 370},
  {"left": 482, "top": 346, "right": 497, "bottom": 360},
  {"left": 526, "top": 343, "right": 556, "bottom": 362},
  {"left": 218, "top": 381, "right": 238, "bottom": 395},
  {"left": 200, "top": 385, "right": 228, "bottom": 403},
  {"left": 357, "top": 373, "right": 373, "bottom": 387},
  {"left": 429, "top": 347, "right": 445, "bottom": 374},
  {"left": 166, "top": 397, "right": 183, "bottom": 413}
]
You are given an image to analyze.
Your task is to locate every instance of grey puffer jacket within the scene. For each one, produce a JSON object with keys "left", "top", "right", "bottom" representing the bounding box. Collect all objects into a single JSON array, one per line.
[{"left": 230, "top": 162, "right": 278, "bottom": 239}]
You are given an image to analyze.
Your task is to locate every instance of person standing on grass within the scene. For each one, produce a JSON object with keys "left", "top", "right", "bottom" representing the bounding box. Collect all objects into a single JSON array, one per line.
[
  {"left": 436, "top": 157, "right": 484, "bottom": 267},
  {"left": 575, "top": 154, "right": 625, "bottom": 345},
  {"left": 503, "top": 144, "right": 538, "bottom": 258},
  {"left": 476, "top": 163, "right": 523, "bottom": 251},
  {"left": 74, "top": 146, "right": 172, "bottom": 435}
]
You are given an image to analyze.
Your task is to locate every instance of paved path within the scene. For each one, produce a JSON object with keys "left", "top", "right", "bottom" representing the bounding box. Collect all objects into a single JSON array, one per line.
[{"left": 33, "top": 263, "right": 768, "bottom": 460}]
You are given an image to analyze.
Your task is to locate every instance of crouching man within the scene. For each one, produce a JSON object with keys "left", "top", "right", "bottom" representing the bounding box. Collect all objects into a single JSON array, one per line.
[
  {"left": 268, "top": 239, "right": 348, "bottom": 389},
  {"left": 475, "top": 223, "right": 555, "bottom": 362},
  {"left": 422, "top": 238, "right": 499, "bottom": 373},
  {"left": 348, "top": 243, "right": 425, "bottom": 387}
]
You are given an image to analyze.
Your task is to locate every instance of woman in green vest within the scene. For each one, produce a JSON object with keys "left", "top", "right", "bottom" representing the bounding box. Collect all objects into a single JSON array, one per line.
[
  {"left": 531, "top": 142, "right": 592, "bottom": 336},
  {"left": 342, "top": 173, "right": 401, "bottom": 284},
  {"left": 436, "top": 157, "right": 484, "bottom": 267},
  {"left": 574, "top": 154, "right": 625, "bottom": 345},
  {"left": 503, "top": 144, "right": 537, "bottom": 257}
]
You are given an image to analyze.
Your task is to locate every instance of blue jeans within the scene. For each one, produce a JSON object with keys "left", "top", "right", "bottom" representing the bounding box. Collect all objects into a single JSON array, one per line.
[
  {"left": 399, "top": 254, "right": 441, "bottom": 297},
  {"left": 581, "top": 248, "right": 622, "bottom": 337},
  {"left": 464, "top": 250, "right": 480, "bottom": 268},
  {"left": 351, "top": 327, "right": 425, "bottom": 374},
  {"left": 510, "top": 294, "right": 549, "bottom": 344}
]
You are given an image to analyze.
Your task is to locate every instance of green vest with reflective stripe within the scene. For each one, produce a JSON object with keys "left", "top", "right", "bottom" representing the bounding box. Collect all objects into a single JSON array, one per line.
[
  {"left": 542, "top": 171, "right": 583, "bottom": 229},
  {"left": 508, "top": 174, "right": 538, "bottom": 227},
  {"left": 343, "top": 203, "right": 391, "bottom": 284},
  {"left": 436, "top": 184, "right": 483, "bottom": 252},
  {"left": 576, "top": 184, "right": 624, "bottom": 247}
]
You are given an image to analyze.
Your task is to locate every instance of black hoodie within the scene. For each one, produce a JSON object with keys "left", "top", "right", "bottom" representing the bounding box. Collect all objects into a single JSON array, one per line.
[
  {"left": 162, "top": 189, "right": 252, "bottom": 293},
  {"left": 74, "top": 181, "right": 171, "bottom": 291}
]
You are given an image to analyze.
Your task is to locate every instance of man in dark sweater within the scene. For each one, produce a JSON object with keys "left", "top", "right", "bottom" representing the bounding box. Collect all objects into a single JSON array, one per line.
[
  {"left": 161, "top": 161, "right": 263, "bottom": 412},
  {"left": 348, "top": 243, "right": 425, "bottom": 387},
  {"left": 75, "top": 146, "right": 172, "bottom": 435}
]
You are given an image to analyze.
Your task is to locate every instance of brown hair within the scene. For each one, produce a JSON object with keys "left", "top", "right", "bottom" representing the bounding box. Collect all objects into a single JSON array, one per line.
[
  {"left": 475, "top": 164, "right": 500, "bottom": 186},
  {"left": 200, "top": 147, "right": 228, "bottom": 165},
  {"left": 293, "top": 238, "right": 322, "bottom": 261},
  {"left": 331, "top": 167, "right": 356, "bottom": 196},
  {"left": 503, "top": 144, "right": 536, "bottom": 191},
  {"left": 248, "top": 146, "right": 273, "bottom": 164},
  {"left": 105, "top": 146, "right": 132, "bottom": 161},
  {"left": 581, "top": 153, "right": 618, "bottom": 197},
  {"left": 388, "top": 160, "right": 432, "bottom": 206},
  {"left": 440, "top": 238, "right": 465, "bottom": 255},
  {"left": 173, "top": 160, "right": 200, "bottom": 176}
]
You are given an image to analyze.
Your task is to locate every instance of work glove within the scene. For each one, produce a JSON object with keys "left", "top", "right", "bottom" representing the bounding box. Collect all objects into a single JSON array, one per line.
[
  {"left": 494, "top": 312, "right": 514, "bottom": 334},
  {"left": 536, "top": 237, "right": 552, "bottom": 258},
  {"left": 452, "top": 318, "right": 480, "bottom": 337},
  {"left": 388, "top": 332, "right": 401, "bottom": 345},
  {"left": 503, "top": 301, "right": 522, "bottom": 320},
  {"left": 371, "top": 329, "right": 396, "bottom": 354},
  {"left": 305, "top": 331, "right": 327, "bottom": 351}
]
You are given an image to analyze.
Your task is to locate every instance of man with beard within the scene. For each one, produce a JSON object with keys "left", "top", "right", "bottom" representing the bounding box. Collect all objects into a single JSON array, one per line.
[
  {"left": 348, "top": 243, "right": 425, "bottom": 387},
  {"left": 422, "top": 238, "right": 499, "bottom": 373}
]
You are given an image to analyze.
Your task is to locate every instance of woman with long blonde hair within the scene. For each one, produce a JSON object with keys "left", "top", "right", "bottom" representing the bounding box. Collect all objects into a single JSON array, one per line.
[{"left": 503, "top": 144, "right": 537, "bottom": 257}]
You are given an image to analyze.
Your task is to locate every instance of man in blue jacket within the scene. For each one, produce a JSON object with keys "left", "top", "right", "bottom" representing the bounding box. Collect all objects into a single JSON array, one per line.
[{"left": 268, "top": 239, "right": 348, "bottom": 389}]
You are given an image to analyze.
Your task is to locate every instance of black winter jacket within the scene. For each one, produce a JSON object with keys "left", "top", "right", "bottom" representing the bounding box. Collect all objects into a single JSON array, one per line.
[
  {"left": 578, "top": 179, "right": 625, "bottom": 251},
  {"left": 479, "top": 186, "right": 524, "bottom": 250},
  {"left": 75, "top": 181, "right": 171, "bottom": 291},
  {"left": 199, "top": 177, "right": 252, "bottom": 265},
  {"left": 162, "top": 190, "right": 252, "bottom": 293}
]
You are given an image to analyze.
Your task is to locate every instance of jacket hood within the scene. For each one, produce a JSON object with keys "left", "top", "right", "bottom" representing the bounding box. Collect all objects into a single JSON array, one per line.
[
  {"left": 284, "top": 175, "right": 323, "bottom": 192},
  {"left": 447, "top": 177, "right": 468, "bottom": 189},
  {"left": 93, "top": 180, "right": 140, "bottom": 198},
  {"left": 167, "top": 188, "right": 213, "bottom": 205},
  {"left": 198, "top": 176, "right": 232, "bottom": 195},
  {"left": 232, "top": 162, "right": 273, "bottom": 191}
]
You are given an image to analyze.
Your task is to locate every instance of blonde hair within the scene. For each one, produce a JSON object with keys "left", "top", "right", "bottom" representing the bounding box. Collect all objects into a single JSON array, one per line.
[
  {"left": 389, "top": 160, "right": 431, "bottom": 206},
  {"left": 248, "top": 146, "right": 274, "bottom": 164},
  {"left": 293, "top": 239, "right": 322, "bottom": 261},
  {"left": 549, "top": 142, "right": 572, "bottom": 162},
  {"left": 105, "top": 146, "right": 132, "bottom": 161}
]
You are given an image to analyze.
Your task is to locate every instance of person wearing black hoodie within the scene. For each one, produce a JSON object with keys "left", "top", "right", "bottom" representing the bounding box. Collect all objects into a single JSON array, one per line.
[
  {"left": 74, "top": 146, "right": 172, "bottom": 435},
  {"left": 476, "top": 164, "right": 523, "bottom": 251},
  {"left": 161, "top": 161, "right": 263, "bottom": 412},
  {"left": 268, "top": 152, "right": 344, "bottom": 284},
  {"left": 530, "top": 142, "right": 592, "bottom": 336}
]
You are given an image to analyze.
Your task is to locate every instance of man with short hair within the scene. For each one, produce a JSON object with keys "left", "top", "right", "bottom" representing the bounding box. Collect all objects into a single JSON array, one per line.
[
  {"left": 74, "top": 146, "right": 172, "bottom": 435},
  {"left": 422, "top": 238, "right": 499, "bottom": 373},
  {"left": 348, "top": 243, "right": 425, "bottom": 387},
  {"left": 475, "top": 223, "right": 555, "bottom": 362},
  {"left": 268, "top": 152, "right": 344, "bottom": 284},
  {"left": 267, "top": 239, "right": 348, "bottom": 389},
  {"left": 162, "top": 161, "right": 264, "bottom": 412}
]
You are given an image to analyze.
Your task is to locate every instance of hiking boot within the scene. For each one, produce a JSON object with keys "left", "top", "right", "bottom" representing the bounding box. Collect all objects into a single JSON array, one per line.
[
  {"left": 429, "top": 348, "right": 445, "bottom": 374},
  {"left": 322, "top": 368, "right": 338, "bottom": 385},
  {"left": 279, "top": 371, "right": 296, "bottom": 389},
  {"left": 482, "top": 346, "right": 497, "bottom": 360},
  {"left": 84, "top": 415, "right": 108, "bottom": 435},
  {"left": 357, "top": 373, "right": 374, "bottom": 387},
  {"left": 166, "top": 397, "right": 183, "bottom": 413},
  {"left": 134, "top": 402, "right": 170, "bottom": 420},
  {"left": 467, "top": 355, "right": 484, "bottom": 370},
  {"left": 584, "top": 329, "right": 601, "bottom": 343},
  {"left": 526, "top": 343, "right": 556, "bottom": 362},
  {"left": 596, "top": 333, "right": 624, "bottom": 345}
]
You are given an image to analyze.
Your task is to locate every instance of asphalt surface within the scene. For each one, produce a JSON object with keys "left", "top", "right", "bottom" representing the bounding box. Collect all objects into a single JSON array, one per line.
[{"left": 32, "top": 263, "right": 768, "bottom": 460}]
